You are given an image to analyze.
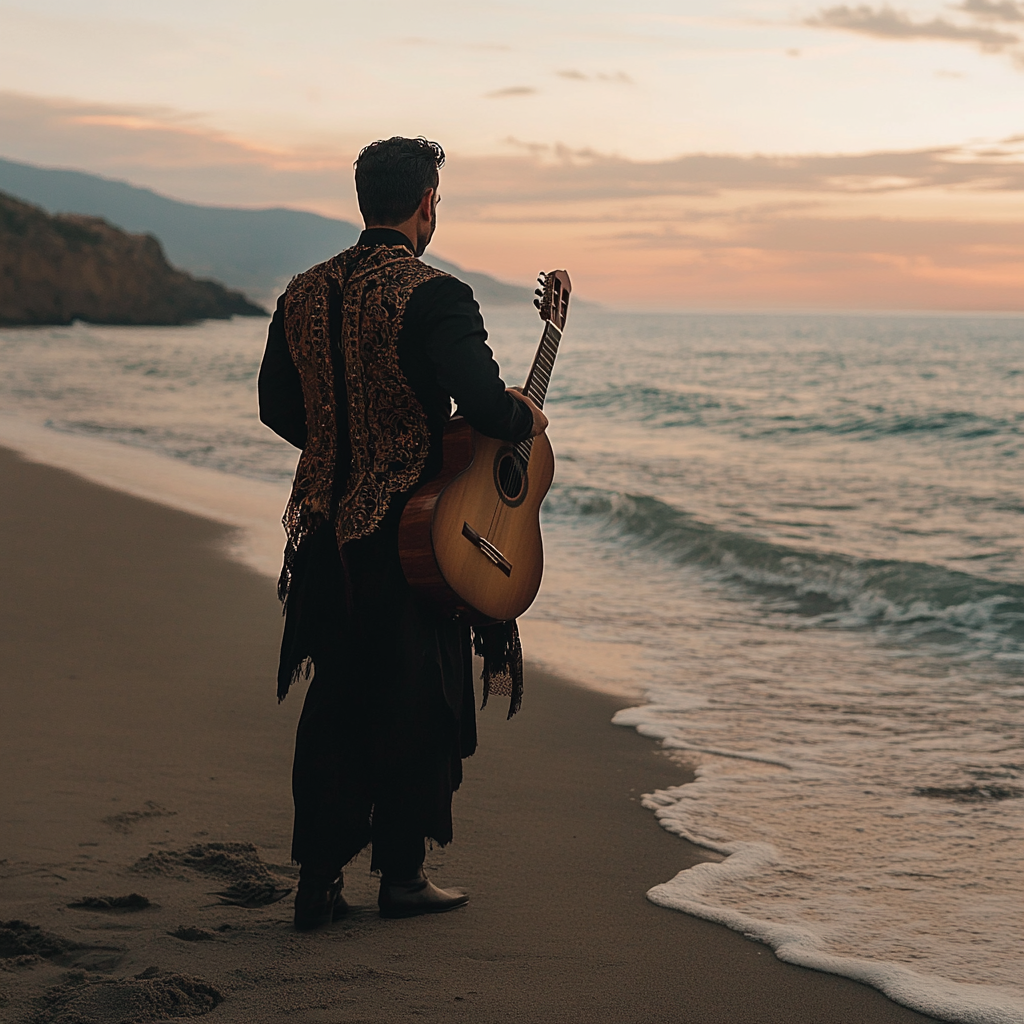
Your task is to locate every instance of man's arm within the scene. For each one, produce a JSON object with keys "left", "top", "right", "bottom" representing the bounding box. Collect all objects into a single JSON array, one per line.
[
  {"left": 416, "top": 277, "right": 537, "bottom": 442},
  {"left": 258, "top": 294, "right": 307, "bottom": 449},
  {"left": 507, "top": 388, "right": 548, "bottom": 437}
]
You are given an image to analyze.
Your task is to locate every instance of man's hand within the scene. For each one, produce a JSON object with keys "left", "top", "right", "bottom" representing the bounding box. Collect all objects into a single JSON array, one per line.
[{"left": 507, "top": 388, "right": 548, "bottom": 437}]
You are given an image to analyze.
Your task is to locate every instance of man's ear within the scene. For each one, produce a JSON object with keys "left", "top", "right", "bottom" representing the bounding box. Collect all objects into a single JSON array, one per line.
[{"left": 418, "top": 188, "right": 435, "bottom": 220}]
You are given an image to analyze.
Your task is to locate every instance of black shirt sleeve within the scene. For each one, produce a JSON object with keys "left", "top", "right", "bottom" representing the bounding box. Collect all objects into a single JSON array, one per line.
[
  {"left": 409, "top": 276, "right": 534, "bottom": 443},
  {"left": 258, "top": 293, "right": 307, "bottom": 449}
]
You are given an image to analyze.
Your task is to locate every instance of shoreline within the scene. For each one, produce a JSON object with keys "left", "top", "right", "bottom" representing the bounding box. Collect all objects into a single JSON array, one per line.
[
  {"left": 0, "top": 444, "right": 940, "bottom": 1022},
  {"left": 0, "top": 413, "right": 646, "bottom": 699}
]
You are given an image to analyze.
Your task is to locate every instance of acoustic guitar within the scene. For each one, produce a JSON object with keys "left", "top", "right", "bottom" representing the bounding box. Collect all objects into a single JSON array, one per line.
[{"left": 399, "top": 269, "right": 571, "bottom": 623}]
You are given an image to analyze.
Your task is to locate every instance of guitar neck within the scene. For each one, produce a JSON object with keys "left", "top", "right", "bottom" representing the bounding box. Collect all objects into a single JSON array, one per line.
[
  {"left": 513, "top": 267, "right": 570, "bottom": 465},
  {"left": 522, "top": 320, "right": 562, "bottom": 409},
  {"left": 514, "top": 320, "right": 562, "bottom": 464}
]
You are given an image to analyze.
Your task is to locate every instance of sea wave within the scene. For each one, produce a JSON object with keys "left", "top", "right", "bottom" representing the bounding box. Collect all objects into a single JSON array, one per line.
[
  {"left": 544, "top": 485, "right": 1024, "bottom": 657},
  {"left": 753, "top": 409, "right": 1023, "bottom": 442},
  {"left": 551, "top": 383, "right": 1023, "bottom": 443},
  {"left": 552, "top": 382, "right": 729, "bottom": 426}
]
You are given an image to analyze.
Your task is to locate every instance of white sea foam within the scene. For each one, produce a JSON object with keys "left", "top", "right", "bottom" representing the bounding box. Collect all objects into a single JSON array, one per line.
[
  {"left": 612, "top": 690, "right": 1024, "bottom": 1024},
  {"left": 647, "top": 851, "right": 1024, "bottom": 1024}
]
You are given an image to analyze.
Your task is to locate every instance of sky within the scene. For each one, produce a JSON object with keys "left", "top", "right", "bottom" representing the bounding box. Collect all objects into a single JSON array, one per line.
[{"left": 1, "top": 0, "right": 1023, "bottom": 309}]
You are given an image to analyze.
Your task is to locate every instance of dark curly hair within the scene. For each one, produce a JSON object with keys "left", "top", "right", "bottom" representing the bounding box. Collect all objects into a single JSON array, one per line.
[{"left": 354, "top": 137, "right": 445, "bottom": 226}]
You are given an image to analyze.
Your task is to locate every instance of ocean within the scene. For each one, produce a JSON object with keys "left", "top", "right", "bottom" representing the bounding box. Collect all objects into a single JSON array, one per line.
[{"left": 1, "top": 306, "right": 1022, "bottom": 1024}]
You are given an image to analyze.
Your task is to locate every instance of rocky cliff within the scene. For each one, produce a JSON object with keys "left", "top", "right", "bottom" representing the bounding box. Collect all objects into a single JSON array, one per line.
[{"left": 0, "top": 191, "right": 267, "bottom": 326}]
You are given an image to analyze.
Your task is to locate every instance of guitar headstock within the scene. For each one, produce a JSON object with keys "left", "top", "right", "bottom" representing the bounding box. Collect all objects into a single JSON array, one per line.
[{"left": 533, "top": 270, "right": 572, "bottom": 330}]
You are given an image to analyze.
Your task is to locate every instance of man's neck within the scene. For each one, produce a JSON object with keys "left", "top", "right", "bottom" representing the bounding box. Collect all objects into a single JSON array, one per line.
[{"left": 363, "top": 223, "right": 417, "bottom": 252}]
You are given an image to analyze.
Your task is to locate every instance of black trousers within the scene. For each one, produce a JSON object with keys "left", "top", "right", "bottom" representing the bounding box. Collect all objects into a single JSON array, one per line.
[
  {"left": 288, "top": 521, "right": 469, "bottom": 882},
  {"left": 291, "top": 652, "right": 459, "bottom": 881}
]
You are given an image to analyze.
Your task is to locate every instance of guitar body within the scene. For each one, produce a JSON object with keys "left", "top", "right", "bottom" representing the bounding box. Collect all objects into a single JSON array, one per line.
[
  {"left": 399, "top": 268, "right": 570, "bottom": 624},
  {"left": 399, "top": 416, "right": 554, "bottom": 624}
]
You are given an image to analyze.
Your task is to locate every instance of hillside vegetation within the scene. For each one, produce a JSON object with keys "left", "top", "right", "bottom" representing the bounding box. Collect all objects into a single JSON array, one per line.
[{"left": 0, "top": 190, "right": 267, "bottom": 326}]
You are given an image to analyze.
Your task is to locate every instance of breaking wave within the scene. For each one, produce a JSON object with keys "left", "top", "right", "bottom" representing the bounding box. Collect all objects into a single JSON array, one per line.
[{"left": 544, "top": 484, "right": 1024, "bottom": 661}]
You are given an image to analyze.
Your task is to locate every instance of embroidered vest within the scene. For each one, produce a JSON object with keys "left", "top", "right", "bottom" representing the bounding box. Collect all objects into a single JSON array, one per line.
[{"left": 279, "top": 244, "right": 447, "bottom": 598}]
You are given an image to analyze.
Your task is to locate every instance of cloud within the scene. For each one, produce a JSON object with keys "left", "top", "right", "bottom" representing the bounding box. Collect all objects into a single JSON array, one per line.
[
  {"left": 806, "top": 5, "right": 1020, "bottom": 48},
  {"left": 452, "top": 137, "right": 1024, "bottom": 203},
  {"left": 2, "top": 91, "right": 1023, "bottom": 309},
  {"left": 957, "top": 0, "right": 1024, "bottom": 22},
  {"left": 6, "top": 91, "right": 1024, "bottom": 208},
  {"left": 617, "top": 216, "right": 1024, "bottom": 255},
  {"left": 485, "top": 86, "right": 537, "bottom": 98},
  {"left": 0, "top": 91, "right": 361, "bottom": 213},
  {"left": 556, "top": 70, "right": 634, "bottom": 84}
]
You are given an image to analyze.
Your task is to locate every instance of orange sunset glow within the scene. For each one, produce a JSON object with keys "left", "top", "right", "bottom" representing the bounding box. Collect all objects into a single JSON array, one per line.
[{"left": 1, "top": 1, "right": 1022, "bottom": 308}]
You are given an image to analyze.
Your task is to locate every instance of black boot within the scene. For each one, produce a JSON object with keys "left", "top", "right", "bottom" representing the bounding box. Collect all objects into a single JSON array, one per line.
[
  {"left": 378, "top": 868, "right": 469, "bottom": 919},
  {"left": 294, "top": 874, "right": 348, "bottom": 931}
]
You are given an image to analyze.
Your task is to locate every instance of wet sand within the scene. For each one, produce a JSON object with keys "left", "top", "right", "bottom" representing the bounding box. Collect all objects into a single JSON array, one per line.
[{"left": 0, "top": 445, "right": 939, "bottom": 1023}]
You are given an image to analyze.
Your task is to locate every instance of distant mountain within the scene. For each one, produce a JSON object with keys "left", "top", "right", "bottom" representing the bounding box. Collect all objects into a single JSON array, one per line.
[
  {"left": 0, "top": 157, "right": 535, "bottom": 309},
  {"left": 0, "top": 191, "right": 266, "bottom": 326}
]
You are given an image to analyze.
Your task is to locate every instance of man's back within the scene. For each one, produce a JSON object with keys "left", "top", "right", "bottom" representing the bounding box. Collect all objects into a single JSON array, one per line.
[{"left": 256, "top": 138, "right": 540, "bottom": 929}]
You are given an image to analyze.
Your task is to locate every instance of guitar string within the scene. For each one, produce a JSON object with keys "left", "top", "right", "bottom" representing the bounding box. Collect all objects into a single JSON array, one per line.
[
  {"left": 487, "top": 327, "right": 560, "bottom": 543},
  {"left": 491, "top": 349, "right": 546, "bottom": 535}
]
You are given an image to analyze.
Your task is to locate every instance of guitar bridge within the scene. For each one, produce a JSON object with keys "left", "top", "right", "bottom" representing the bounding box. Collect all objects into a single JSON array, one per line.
[{"left": 462, "top": 522, "right": 512, "bottom": 577}]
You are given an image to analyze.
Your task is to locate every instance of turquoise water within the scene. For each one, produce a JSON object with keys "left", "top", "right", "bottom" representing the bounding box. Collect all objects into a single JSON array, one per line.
[{"left": 1, "top": 308, "right": 1022, "bottom": 1023}]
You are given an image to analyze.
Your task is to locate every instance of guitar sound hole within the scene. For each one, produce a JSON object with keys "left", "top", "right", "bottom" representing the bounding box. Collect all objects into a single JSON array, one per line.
[{"left": 494, "top": 451, "right": 528, "bottom": 507}]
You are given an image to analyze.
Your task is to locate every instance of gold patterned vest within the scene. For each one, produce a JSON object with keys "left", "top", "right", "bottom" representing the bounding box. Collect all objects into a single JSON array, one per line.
[{"left": 279, "top": 243, "right": 448, "bottom": 596}]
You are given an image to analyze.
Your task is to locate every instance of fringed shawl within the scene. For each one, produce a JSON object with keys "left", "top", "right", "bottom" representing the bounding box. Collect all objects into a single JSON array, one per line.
[{"left": 475, "top": 620, "right": 524, "bottom": 719}]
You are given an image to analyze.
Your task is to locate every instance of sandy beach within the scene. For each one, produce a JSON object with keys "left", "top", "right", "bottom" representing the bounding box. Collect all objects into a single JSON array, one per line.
[{"left": 0, "top": 444, "right": 941, "bottom": 1024}]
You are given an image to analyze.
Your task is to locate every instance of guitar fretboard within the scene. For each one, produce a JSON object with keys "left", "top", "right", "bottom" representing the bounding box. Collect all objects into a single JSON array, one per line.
[
  {"left": 523, "top": 321, "right": 562, "bottom": 409},
  {"left": 513, "top": 320, "right": 562, "bottom": 469}
]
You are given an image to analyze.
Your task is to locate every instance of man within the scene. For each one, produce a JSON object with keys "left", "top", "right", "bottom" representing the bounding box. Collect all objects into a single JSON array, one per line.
[{"left": 258, "top": 137, "right": 547, "bottom": 929}]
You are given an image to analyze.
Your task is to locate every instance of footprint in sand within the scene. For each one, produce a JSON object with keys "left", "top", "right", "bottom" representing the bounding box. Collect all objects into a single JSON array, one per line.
[
  {"left": 32, "top": 967, "right": 222, "bottom": 1023},
  {"left": 167, "top": 926, "right": 216, "bottom": 942},
  {"left": 67, "top": 895, "right": 153, "bottom": 912},
  {"left": 0, "top": 919, "right": 122, "bottom": 971},
  {"left": 0, "top": 920, "right": 81, "bottom": 964},
  {"left": 131, "top": 842, "right": 292, "bottom": 908},
  {"left": 102, "top": 802, "right": 177, "bottom": 835}
]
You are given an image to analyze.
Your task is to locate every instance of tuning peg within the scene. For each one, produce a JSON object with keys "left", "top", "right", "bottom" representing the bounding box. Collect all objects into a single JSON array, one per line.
[
  {"left": 534, "top": 288, "right": 543, "bottom": 297},
  {"left": 537, "top": 272, "right": 547, "bottom": 283},
  {"left": 533, "top": 298, "right": 542, "bottom": 309}
]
